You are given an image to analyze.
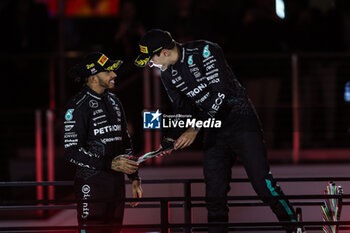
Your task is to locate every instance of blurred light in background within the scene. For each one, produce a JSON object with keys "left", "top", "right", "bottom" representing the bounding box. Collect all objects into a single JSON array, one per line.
[
  {"left": 275, "top": 0, "right": 285, "bottom": 19},
  {"left": 35, "top": 0, "right": 121, "bottom": 17},
  {"left": 344, "top": 81, "right": 350, "bottom": 102}
]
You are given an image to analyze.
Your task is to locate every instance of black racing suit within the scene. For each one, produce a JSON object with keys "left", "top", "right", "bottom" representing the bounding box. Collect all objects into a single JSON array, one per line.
[
  {"left": 161, "top": 41, "right": 297, "bottom": 233},
  {"left": 64, "top": 85, "right": 139, "bottom": 233}
]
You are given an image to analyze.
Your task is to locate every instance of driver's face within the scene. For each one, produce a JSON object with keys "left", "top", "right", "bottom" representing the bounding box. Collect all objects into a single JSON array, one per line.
[
  {"left": 95, "top": 71, "right": 117, "bottom": 89},
  {"left": 149, "top": 51, "right": 168, "bottom": 71}
]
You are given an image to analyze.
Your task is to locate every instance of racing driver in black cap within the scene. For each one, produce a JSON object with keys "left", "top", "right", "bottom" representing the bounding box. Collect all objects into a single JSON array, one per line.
[
  {"left": 134, "top": 29, "right": 305, "bottom": 233},
  {"left": 64, "top": 52, "right": 143, "bottom": 233}
]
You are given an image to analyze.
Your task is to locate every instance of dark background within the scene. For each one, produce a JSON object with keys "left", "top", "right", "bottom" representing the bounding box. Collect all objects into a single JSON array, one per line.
[{"left": 1, "top": 0, "right": 350, "bottom": 184}]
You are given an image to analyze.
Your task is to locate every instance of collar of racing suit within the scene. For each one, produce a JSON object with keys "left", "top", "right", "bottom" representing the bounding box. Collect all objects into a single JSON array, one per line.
[
  {"left": 83, "top": 84, "right": 109, "bottom": 99},
  {"left": 162, "top": 43, "right": 185, "bottom": 71}
]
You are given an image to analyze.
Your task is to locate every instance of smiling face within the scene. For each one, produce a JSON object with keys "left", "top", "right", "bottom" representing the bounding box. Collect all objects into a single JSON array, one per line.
[
  {"left": 149, "top": 51, "right": 169, "bottom": 71},
  {"left": 96, "top": 71, "right": 117, "bottom": 89},
  {"left": 149, "top": 48, "right": 179, "bottom": 71},
  {"left": 87, "top": 71, "right": 117, "bottom": 94}
]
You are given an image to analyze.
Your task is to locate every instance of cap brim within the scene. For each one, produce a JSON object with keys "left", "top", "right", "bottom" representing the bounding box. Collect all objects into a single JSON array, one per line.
[
  {"left": 104, "top": 59, "right": 123, "bottom": 71},
  {"left": 134, "top": 53, "right": 151, "bottom": 67}
]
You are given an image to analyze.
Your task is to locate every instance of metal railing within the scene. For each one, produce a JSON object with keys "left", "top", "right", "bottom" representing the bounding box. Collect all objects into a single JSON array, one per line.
[{"left": 1, "top": 177, "right": 350, "bottom": 232}]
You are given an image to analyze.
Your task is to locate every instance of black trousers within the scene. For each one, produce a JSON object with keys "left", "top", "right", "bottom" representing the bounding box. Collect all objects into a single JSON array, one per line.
[
  {"left": 203, "top": 112, "right": 296, "bottom": 233},
  {"left": 74, "top": 170, "right": 125, "bottom": 233}
]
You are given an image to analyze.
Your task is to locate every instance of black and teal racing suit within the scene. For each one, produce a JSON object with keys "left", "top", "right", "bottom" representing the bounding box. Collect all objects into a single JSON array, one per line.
[
  {"left": 160, "top": 41, "right": 297, "bottom": 233},
  {"left": 64, "top": 85, "right": 139, "bottom": 233}
]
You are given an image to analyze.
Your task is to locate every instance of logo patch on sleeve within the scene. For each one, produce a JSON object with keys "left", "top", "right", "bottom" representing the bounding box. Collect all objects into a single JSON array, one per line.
[
  {"left": 188, "top": 55, "right": 193, "bottom": 65},
  {"left": 65, "top": 109, "right": 74, "bottom": 121},
  {"left": 203, "top": 45, "right": 211, "bottom": 58}
]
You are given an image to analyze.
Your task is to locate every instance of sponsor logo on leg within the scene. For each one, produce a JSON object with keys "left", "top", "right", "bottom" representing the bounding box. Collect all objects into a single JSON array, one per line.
[{"left": 81, "top": 184, "right": 91, "bottom": 219}]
